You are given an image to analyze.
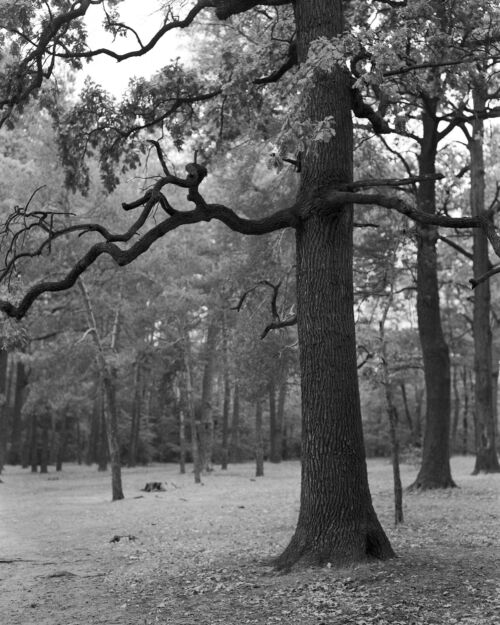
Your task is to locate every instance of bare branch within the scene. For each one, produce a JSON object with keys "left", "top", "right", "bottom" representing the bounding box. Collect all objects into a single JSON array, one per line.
[
  {"left": 255, "top": 41, "right": 297, "bottom": 84},
  {"left": 59, "top": 1, "right": 214, "bottom": 63},
  {"left": 438, "top": 234, "right": 473, "bottom": 261},
  {"left": 261, "top": 314, "right": 297, "bottom": 339},
  {"left": 470, "top": 264, "right": 500, "bottom": 288},
  {"left": 0, "top": 156, "right": 299, "bottom": 319}
]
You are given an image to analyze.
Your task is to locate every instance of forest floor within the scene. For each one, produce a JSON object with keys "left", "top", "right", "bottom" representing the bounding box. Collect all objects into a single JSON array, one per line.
[{"left": 0, "top": 456, "right": 498, "bottom": 625}]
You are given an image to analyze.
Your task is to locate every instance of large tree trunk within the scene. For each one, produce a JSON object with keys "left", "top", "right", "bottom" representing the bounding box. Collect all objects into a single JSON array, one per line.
[
  {"left": 411, "top": 107, "right": 455, "bottom": 489},
  {"left": 199, "top": 318, "right": 218, "bottom": 472},
  {"left": 275, "top": 0, "right": 394, "bottom": 569},
  {"left": 469, "top": 81, "right": 500, "bottom": 474}
]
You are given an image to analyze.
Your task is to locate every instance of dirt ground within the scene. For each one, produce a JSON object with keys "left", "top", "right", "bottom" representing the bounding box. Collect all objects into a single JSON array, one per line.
[{"left": 0, "top": 456, "right": 498, "bottom": 625}]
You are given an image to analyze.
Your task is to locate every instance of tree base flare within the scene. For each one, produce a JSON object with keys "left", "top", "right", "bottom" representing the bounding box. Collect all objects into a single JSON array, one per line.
[
  {"left": 472, "top": 448, "right": 500, "bottom": 474},
  {"left": 407, "top": 476, "right": 457, "bottom": 491},
  {"left": 273, "top": 514, "right": 395, "bottom": 571}
]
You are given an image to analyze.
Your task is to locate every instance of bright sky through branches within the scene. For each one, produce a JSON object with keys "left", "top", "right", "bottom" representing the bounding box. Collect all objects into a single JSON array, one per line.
[{"left": 81, "top": 0, "right": 190, "bottom": 96}]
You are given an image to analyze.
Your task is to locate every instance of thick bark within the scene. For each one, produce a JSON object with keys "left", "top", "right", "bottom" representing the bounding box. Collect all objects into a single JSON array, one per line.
[
  {"left": 255, "top": 400, "right": 264, "bottom": 477},
  {"left": 199, "top": 319, "right": 218, "bottom": 472},
  {"left": 412, "top": 106, "right": 455, "bottom": 490},
  {"left": 469, "top": 82, "right": 500, "bottom": 474},
  {"left": 230, "top": 384, "right": 241, "bottom": 463},
  {"left": 275, "top": 0, "right": 394, "bottom": 569}
]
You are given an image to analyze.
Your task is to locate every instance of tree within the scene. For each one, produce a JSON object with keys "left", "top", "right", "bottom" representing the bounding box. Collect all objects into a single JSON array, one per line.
[
  {"left": 78, "top": 278, "right": 124, "bottom": 501},
  {"left": 1, "top": 0, "right": 500, "bottom": 568}
]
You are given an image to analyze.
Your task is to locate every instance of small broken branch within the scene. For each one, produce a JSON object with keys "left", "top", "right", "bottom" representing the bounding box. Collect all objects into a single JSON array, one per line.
[{"left": 261, "top": 314, "right": 297, "bottom": 339}]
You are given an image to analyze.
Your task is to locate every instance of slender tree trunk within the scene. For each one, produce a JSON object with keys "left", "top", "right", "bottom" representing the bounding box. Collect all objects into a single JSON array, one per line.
[
  {"left": 230, "top": 384, "right": 241, "bottom": 463},
  {"left": 399, "top": 382, "right": 415, "bottom": 444},
  {"left": 414, "top": 386, "right": 423, "bottom": 444},
  {"left": 275, "top": 0, "right": 394, "bottom": 568},
  {"left": 97, "top": 396, "right": 108, "bottom": 472},
  {"left": 128, "top": 360, "right": 142, "bottom": 468},
  {"left": 491, "top": 342, "right": 499, "bottom": 442},
  {"left": 221, "top": 369, "right": 230, "bottom": 470},
  {"left": 469, "top": 81, "right": 500, "bottom": 474},
  {"left": 56, "top": 413, "right": 67, "bottom": 471},
  {"left": 412, "top": 106, "right": 455, "bottom": 489},
  {"left": 269, "top": 378, "right": 281, "bottom": 463},
  {"left": 87, "top": 381, "right": 100, "bottom": 465},
  {"left": 183, "top": 330, "right": 201, "bottom": 484},
  {"left": 8, "top": 360, "right": 27, "bottom": 465},
  {"left": 40, "top": 411, "right": 50, "bottom": 474},
  {"left": 462, "top": 366, "right": 470, "bottom": 455},
  {"left": 179, "top": 401, "right": 186, "bottom": 474},
  {"left": 379, "top": 267, "right": 403, "bottom": 525},
  {"left": 255, "top": 400, "right": 264, "bottom": 477},
  {"left": 451, "top": 365, "right": 460, "bottom": 452},
  {"left": 102, "top": 369, "right": 123, "bottom": 500},
  {"left": 78, "top": 279, "right": 124, "bottom": 500},
  {"left": 199, "top": 319, "right": 218, "bottom": 472},
  {"left": 0, "top": 349, "right": 8, "bottom": 472},
  {"left": 29, "top": 412, "right": 38, "bottom": 473},
  {"left": 277, "top": 362, "right": 288, "bottom": 461},
  {"left": 76, "top": 419, "right": 82, "bottom": 465},
  {"left": 220, "top": 311, "right": 231, "bottom": 470}
]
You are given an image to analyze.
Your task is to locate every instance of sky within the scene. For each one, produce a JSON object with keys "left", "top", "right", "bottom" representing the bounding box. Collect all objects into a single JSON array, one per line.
[{"left": 80, "top": 0, "right": 191, "bottom": 96}]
